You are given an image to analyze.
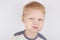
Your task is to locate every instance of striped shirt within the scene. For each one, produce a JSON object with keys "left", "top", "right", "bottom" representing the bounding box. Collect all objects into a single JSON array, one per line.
[{"left": 13, "top": 30, "right": 47, "bottom": 40}]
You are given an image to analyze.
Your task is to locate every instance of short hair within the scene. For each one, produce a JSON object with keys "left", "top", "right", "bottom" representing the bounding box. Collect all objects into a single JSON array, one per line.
[{"left": 23, "top": 1, "right": 46, "bottom": 16}]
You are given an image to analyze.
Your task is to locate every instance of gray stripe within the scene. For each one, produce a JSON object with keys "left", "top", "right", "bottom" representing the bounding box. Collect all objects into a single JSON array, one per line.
[
  {"left": 14, "top": 30, "right": 47, "bottom": 40},
  {"left": 38, "top": 33, "right": 47, "bottom": 40},
  {"left": 14, "top": 31, "right": 24, "bottom": 36}
]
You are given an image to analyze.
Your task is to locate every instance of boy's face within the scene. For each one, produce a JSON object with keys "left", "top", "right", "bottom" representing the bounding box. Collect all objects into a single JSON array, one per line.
[{"left": 22, "top": 8, "right": 45, "bottom": 33}]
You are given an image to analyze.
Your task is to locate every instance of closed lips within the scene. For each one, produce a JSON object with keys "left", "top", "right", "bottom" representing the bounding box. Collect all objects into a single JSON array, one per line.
[{"left": 32, "top": 26, "right": 39, "bottom": 29}]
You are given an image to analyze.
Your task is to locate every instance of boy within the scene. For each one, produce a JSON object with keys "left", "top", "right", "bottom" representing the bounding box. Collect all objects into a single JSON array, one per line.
[{"left": 11, "top": 1, "right": 47, "bottom": 40}]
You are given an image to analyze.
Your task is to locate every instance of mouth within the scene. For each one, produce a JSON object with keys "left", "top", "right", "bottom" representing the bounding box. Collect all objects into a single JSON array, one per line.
[{"left": 32, "top": 26, "right": 39, "bottom": 29}]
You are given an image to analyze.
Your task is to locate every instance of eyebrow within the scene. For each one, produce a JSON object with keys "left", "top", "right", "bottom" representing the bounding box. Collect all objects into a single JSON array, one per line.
[
  {"left": 29, "top": 17, "right": 44, "bottom": 19},
  {"left": 39, "top": 18, "right": 44, "bottom": 20}
]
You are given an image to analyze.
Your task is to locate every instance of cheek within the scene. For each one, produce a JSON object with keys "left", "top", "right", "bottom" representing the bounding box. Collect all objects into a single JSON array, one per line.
[
  {"left": 23, "top": 19, "right": 32, "bottom": 27},
  {"left": 39, "top": 21, "right": 44, "bottom": 27},
  {"left": 24, "top": 21, "right": 33, "bottom": 30},
  {"left": 27, "top": 21, "right": 32, "bottom": 27}
]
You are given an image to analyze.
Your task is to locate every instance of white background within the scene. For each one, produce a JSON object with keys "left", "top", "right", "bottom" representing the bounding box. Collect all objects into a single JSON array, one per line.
[{"left": 0, "top": 0, "right": 60, "bottom": 40}]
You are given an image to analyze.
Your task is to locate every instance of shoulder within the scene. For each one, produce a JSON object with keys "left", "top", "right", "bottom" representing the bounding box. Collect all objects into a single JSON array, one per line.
[
  {"left": 38, "top": 33, "right": 47, "bottom": 40},
  {"left": 14, "top": 30, "right": 24, "bottom": 36}
]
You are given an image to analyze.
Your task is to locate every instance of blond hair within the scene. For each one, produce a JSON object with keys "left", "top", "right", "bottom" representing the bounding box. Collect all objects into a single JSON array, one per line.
[{"left": 23, "top": 1, "right": 46, "bottom": 16}]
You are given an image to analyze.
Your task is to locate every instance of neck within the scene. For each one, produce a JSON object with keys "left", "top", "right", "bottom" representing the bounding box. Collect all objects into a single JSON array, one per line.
[{"left": 24, "top": 30, "right": 38, "bottom": 39}]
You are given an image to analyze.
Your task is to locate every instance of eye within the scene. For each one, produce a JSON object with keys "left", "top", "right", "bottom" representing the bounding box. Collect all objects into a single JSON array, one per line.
[
  {"left": 38, "top": 19, "right": 44, "bottom": 21},
  {"left": 29, "top": 18, "right": 34, "bottom": 20},
  {"left": 29, "top": 18, "right": 33, "bottom": 19}
]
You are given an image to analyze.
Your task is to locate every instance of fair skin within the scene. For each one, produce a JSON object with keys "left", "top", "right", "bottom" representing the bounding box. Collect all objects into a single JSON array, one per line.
[{"left": 22, "top": 8, "right": 45, "bottom": 39}]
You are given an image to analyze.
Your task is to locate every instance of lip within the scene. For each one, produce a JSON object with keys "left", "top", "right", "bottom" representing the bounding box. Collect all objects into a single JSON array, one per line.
[{"left": 32, "top": 26, "right": 39, "bottom": 29}]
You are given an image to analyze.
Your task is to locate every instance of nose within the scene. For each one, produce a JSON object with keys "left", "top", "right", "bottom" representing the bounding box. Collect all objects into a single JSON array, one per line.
[{"left": 33, "top": 20, "right": 39, "bottom": 25}]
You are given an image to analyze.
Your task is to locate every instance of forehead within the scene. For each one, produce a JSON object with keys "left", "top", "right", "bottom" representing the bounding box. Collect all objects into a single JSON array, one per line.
[{"left": 23, "top": 8, "right": 45, "bottom": 18}]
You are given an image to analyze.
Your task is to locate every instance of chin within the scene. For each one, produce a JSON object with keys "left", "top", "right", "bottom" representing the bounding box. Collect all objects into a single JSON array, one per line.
[{"left": 31, "top": 29, "right": 39, "bottom": 33}]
